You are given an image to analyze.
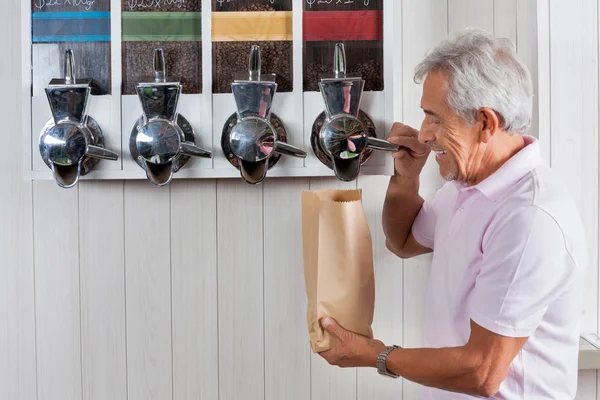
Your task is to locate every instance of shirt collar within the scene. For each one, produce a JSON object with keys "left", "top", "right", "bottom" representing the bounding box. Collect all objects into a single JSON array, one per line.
[{"left": 453, "top": 135, "right": 545, "bottom": 202}]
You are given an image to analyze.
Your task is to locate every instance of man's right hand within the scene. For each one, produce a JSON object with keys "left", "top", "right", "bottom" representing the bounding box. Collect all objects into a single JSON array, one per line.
[{"left": 386, "top": 122, "right": 431, "bottom": 179}]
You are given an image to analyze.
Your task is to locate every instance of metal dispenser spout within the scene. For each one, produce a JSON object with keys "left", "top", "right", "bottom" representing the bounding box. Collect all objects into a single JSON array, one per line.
[
  {"left": 39, "top": 49, "right": 119, "bottom": 188},
  {"left": 130, "top": 48, "right": 212, "bottom": 187},
  {"left": 222, "top": 45, "right": 306, "bottom": 185},
  {"left": 310, "top": 43, "right": 398, "bottom": 182}
]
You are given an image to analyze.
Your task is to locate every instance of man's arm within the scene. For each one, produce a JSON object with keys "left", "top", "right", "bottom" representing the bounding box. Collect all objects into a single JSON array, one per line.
[
  {"left": 384, "top": 320, "right": 527, "bottom": 397},
  {"left": 382, "top": 175, "right": 432, "bottom": 258},
  {"left": 382, "top": 122, "right": 433, "bottom": 258},
  {"left": 319, "top": 318, "right": 527, "bottom": 399}
]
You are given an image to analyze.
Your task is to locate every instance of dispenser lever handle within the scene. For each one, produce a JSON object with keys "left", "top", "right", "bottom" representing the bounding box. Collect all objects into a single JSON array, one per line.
[
  {"left": 273, "top": 141, "right": 307, "bottom": 158},
  {"left": 366, "top": 137, "right": 400, "bottom": 152}
]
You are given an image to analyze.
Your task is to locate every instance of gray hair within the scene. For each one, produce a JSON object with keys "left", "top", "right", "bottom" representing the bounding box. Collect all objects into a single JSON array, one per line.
[{"left": 414, "top": 28, "right": 533, "bottom": 134}]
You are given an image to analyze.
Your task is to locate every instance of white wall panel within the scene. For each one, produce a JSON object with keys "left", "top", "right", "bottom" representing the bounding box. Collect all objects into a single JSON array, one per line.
[
  {"left": 449, "top": 0, "right": 494, "bottom": 34},
  {"left": 550, "top": 0, "right": 599, "bottom": 337},
  {"left": 263, "top": 178, "right": 311, "bottom": 400},
  {"left": 494, "top": 0, "right": 517, "bottom": 43},
  {"left": 357, "top": 176, "right": 404, "bottom": 400},
  {"left": 0, "top": 2, "right": 36, "bottom": 399},
  {"left": 79, "top": 182, "right": 127, "bottom": 400},
  {"left": 170, "top": 180, "right": 219, "bottom": 400},
  {"left": 124, "top": 182, "right": 173, "bottom": 400},
  {"left": 576, "top": 370, "right": 598, "bottom": 400},
  {"left": 33, "top": 182, "right": 82, "bottom": 400},
  {"left": 549, "top": 0, "right": 599, "bottom": 395},
  {"left": 217, "top": 181, "right": 264, "bottom": 400},
  {"left": 516, "top": 0, "right": 540, "bottom": 142}
]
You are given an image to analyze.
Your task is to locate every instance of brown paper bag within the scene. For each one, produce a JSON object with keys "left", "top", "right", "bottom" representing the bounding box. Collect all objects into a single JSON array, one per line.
[{"left": 301, "top": 189, "right": 375, "bottom": 353}]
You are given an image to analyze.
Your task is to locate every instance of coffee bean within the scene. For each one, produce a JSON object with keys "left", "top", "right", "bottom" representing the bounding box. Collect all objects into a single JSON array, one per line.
[
  {"left": 303, "top": 59, "right": 383, "bottom": 92},
  {"left": 122, "top": 41, "right": 202, "bottom": 94},
  {"left": 304, "top": 62, "right": 330, "bottom": 91},
  {"left": 354, "top": 59, "right": 383, "bottom": 91},
  {"left": 121, "top": 0, "right": 202, "bottom": 94}
]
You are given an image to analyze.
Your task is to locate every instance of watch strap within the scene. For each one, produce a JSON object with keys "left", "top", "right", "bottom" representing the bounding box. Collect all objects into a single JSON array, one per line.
[{"left": 377, "top": 345, "right": 400, "bottom": 378}]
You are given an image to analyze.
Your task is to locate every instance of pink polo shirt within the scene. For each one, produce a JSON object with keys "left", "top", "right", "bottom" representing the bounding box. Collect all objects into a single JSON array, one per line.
[{"left": 412, "top": 136, "right": 587, "bottom": 399}]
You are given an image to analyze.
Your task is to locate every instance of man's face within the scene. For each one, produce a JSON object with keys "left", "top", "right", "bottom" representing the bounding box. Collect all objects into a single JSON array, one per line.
[{"left": 418, "top": 72, "right": 480, "bottom": 182}]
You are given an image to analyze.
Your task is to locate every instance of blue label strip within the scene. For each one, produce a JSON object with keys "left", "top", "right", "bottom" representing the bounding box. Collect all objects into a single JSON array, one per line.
[{"left": 32, "top": 11, "right": 110, "bottom": 42}]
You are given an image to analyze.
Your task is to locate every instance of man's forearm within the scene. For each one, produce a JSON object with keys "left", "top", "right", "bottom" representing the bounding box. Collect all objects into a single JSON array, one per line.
[
  {"left": 382, "top": 175, "right": 424, "bottom": 254},
  {"left": 384, "top": 346, "right": 496, "bottom": 398}
]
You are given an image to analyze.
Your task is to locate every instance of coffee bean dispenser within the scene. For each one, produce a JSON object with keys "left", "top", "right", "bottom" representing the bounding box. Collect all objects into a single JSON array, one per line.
[
  {"left": 303, "top": 0, "right": 384, "bottom": 92},
  {"left": 212, "top": 0, "right": 293, "bottom": 94},
  {"left": 121, "top": 0, "right": 202, "bottom": 95},
  {"left": 24, "top": 0, "right": 397, "bottom": 183},
  {"left": 39, "top": 49, "right": 119, "bottom": 188},
  {"left": 310, "top": 43, "right": 398, "bottom": 182},
  {"left": 221, "top": 45, "right": 306, "bottom": 184},
  {"left": 129, "top": 48, "right": 211, "bottom": 186}
]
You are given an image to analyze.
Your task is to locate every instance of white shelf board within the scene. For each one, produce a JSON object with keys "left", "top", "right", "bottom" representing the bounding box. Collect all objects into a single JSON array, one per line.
[
  {"left": 579, "top": 334, "right": 600, "bottom": 370},
  {"left": 31, "top": 164, "right": 392, "bottom": 181}
]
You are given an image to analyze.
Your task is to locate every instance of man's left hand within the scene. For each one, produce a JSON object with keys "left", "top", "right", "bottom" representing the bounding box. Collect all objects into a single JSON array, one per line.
[{"left": 319, "top": 317, "right": 387, "bottom": 368}]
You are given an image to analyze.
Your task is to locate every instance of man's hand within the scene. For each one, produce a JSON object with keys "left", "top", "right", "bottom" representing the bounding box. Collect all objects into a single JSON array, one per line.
[
  {"left": 386, "top": 122, "right": 431, "bottom": 178},
  {"left": 318, "top": 317, "right": 387, "bottom": 368}
]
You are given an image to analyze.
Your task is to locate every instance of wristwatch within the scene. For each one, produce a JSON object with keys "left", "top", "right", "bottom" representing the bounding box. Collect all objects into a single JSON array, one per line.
[{"left": 377, "top": 345, "right": 400, "bottom": 378}]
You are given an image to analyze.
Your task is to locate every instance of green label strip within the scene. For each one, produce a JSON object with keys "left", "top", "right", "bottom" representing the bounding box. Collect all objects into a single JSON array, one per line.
[{"left": 122, "top": 12, "right": 201, "bottom": 41}]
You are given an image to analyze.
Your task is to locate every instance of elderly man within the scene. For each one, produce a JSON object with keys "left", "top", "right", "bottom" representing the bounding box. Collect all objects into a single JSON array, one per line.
[{"left": 318, "top": 28, "right": 587, "bottom": 399}]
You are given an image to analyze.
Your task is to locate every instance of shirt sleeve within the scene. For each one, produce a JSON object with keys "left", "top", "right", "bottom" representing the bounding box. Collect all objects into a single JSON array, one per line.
[
  {"left": 412, "top": 184, "right": 448, "bottom": 249},
  {"left": 412, "top": 197, "right": 436, "bottom": 249},
  {"left": 469, "top": 206, "right": 576, "bottom": 338}
]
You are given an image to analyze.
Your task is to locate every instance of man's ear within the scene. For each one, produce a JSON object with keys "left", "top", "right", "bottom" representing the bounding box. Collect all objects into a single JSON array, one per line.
[{"left": 476, "top": 107, "right": 501, "bottom": 143}]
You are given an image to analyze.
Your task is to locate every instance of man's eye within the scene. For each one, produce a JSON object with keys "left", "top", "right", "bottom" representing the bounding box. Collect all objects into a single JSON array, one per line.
[{"left": 425, "top": 113, "right": 441, "bottom": 125}]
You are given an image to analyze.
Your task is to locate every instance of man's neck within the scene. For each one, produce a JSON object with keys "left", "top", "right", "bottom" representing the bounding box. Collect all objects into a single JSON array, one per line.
[{"left": 468, "top": 133, "right": 525, "bottom": 186}]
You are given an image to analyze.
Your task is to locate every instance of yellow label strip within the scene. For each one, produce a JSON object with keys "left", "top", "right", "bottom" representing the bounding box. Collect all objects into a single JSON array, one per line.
[{"left": 212, "top": 11, "right": 292, "bottom": 42}]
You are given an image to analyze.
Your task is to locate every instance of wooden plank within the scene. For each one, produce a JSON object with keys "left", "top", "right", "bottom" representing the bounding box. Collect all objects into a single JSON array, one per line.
[
  {"left": 448, "top": 0, "right": 494, "bottom": 34},
  {"left": 124, "top": 182, "right": 173, "bottom": 400},
  {"left": 0, "top": 2, "right": 36, "bottom": 399},
  {"left": 494, "top": 0, "right": 517, "bottom": 43},
  {"left": 516, "top": 0, "right": 539, "bottom": 141},
  {"left": 576, "top": 370, "right": 597, "bottom": 399},
  {"left": 356, "top": 176, "right": 403, "bottom": 400},
  {"left": 402, "top": 0, "right": 448, "bottom": 398},
  {"left": 263, "top": 178, "right": 311, "bottom": 400},
  {"left": 356, "top": 1, "right": 404, "bottom": 397},
  {"left": 579, "top": 336, "right": 600, "bottom": 369},
  {"left": 217, "top": 180, "right": 264, "bottom": 400},
  {"left": 308, "top": 177, "right": 358, "bottom": 400},
  {"left": 548, "top": 0, "right": 599, "bottom": 395},
  {"left": 550, "top": 0, "right": 599, "bottom": 336},
  {"left": 33, "top": 181, "right": 82, "bottom": 400},
  {"left": 536, "top": 0, "right": 551, "bottom": 161},
  {"left": 170, "top": 180, "right": 219, "bottom": 400},
  {"left": 79, "top": 182, "right": 127, "bottom": 400}
]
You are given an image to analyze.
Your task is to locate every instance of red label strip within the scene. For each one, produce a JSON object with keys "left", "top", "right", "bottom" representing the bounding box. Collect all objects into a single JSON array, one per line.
[{"left": 303, "top": 10, "right": 383, "bottom": 41}]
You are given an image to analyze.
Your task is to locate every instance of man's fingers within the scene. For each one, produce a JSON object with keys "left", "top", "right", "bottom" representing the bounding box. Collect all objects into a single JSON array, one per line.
[
  {"left": 388, "top": 122, "right": 419, "bottom": 138},
  {"left": 321, "top": 317, "right": 344, "bottom": 339},
  {"left": 392, "top": 150, "right": 408, "bottom": 159},
  {"left": 387, "top": 135, "right": 424, "bottom": 151},
  {"left": 319, "top": 349, "right": 335, "bottom": 364}
]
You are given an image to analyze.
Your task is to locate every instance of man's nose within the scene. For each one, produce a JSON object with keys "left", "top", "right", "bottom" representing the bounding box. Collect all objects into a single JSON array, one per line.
[{"left": 418, "top": 125, "right": 435, "bottom": 144}]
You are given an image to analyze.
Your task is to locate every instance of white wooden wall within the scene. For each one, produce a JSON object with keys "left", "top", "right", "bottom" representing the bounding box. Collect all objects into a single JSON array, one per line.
[{"left": 3, "top": 1, "right": 600, "bottom": 399}]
